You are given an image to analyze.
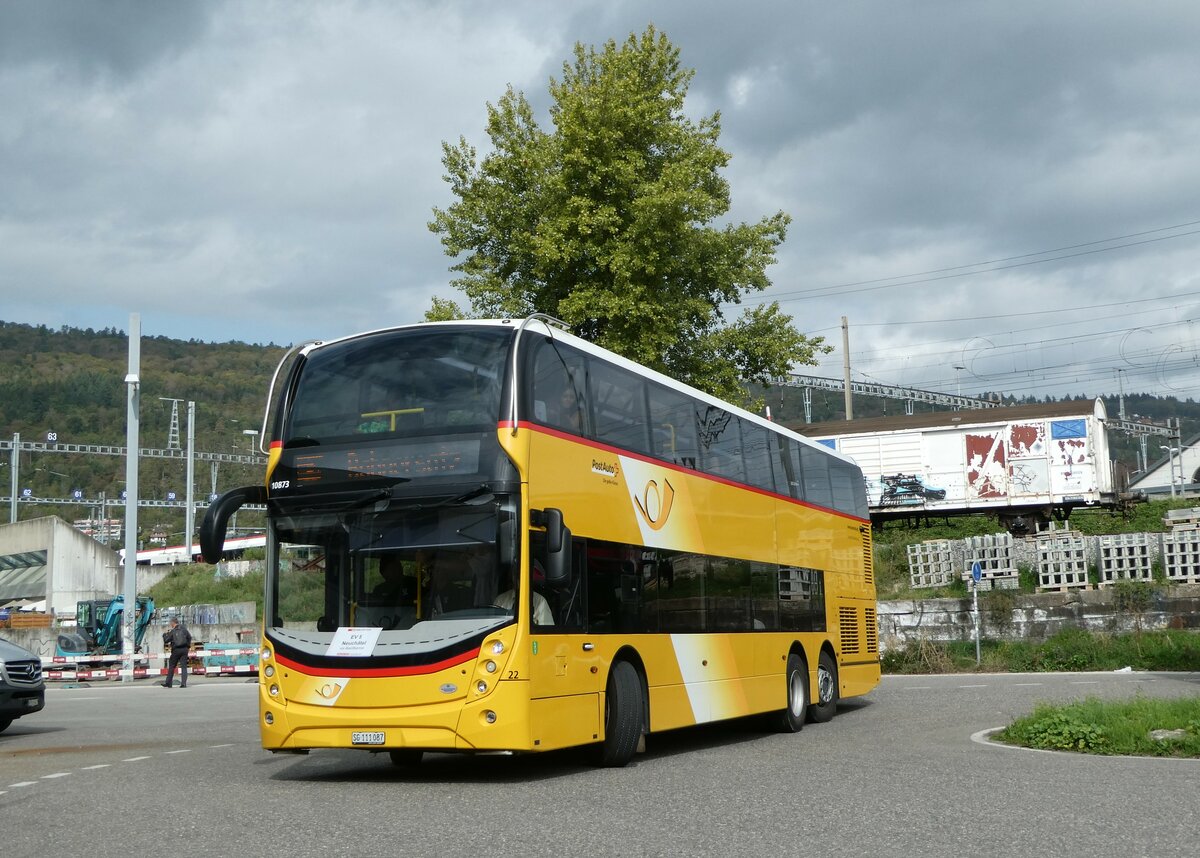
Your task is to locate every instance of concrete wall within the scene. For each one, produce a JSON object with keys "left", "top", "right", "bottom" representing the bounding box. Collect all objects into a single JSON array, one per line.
[{"left": 879, "top": 583, "right": 1200, "bottom": 652}]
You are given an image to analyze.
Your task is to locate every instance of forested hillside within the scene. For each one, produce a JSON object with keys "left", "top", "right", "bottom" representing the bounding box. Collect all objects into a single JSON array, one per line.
[{"left": 1, "top": 321, "right": 285, "bottom": 540}]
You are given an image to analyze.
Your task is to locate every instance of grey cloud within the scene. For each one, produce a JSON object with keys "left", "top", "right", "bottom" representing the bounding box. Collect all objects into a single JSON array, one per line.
[{"left": 0, "top": 0, "right": 216, "bottom": 79}]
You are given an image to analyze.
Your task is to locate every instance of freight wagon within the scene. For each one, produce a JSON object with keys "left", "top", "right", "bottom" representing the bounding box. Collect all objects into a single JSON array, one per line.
[{"left": 793, "top": 398, "right": 1116, "bottom": 532}]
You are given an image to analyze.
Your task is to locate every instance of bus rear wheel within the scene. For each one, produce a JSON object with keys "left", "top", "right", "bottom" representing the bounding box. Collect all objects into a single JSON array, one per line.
[
  {"left": 775, "top": 653, "right": 807, "bottom": 733},
  {"left": 595, "top": 660, "right": 643, "bottom": 767},
  {"left": 808, "top": 651, "right": 838, "bottom": 723}
]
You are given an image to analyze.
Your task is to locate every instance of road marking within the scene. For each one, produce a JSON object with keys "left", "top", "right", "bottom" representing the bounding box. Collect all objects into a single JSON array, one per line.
[
  {"left": 1070, "top": 681, "right": 1100, "bottom": 685},
  {"left": 8, "top": 782, "right": 37, "bottom": 788},
  {"left": 1013, "top": 683, "right": 1043, "bottom": 687},
  {"left": 209, "top": 743, "right": 235, "bottom": 749},
  {"left": 958, "top": 684, "right": 989, "bottom": 688},
  {"left": 56, "top": 696, "right": 102, "bottom": 701},
  {"left": 81, "top": 764, "right": 111, "bottom": 770},
  {"left": 165, "top": 749, "right": 192, "bottom": 755},
  {"left": 41, "top": 773, "right": 71, "bottom": 779},
  {"left": 903, "top": 686, "right": 932, "bottom": 690},
  {"left": 122, "top": 756, "right": 152, "bottom": 762}
]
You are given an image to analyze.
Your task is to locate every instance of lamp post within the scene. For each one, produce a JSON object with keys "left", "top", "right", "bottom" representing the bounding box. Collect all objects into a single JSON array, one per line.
[
  {"left": 1160, "top": 446, "right": 1179, "bottom": 498},
  {"left": 7, "top": 432, "right": 17, "bottom": 524}
]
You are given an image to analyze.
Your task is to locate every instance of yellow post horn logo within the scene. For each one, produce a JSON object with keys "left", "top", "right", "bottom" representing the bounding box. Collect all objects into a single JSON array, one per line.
[{"left": 634, "top": 478, "right": 675, "bottom": 531}]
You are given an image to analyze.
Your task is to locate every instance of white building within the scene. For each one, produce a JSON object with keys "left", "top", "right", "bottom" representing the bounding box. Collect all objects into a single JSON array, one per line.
[
  {"left": 0, "top": 516, "right": 120, "bottom": 615},
  {"left": 1128, "top": 432, "right": 1200, "bottom": 497}
]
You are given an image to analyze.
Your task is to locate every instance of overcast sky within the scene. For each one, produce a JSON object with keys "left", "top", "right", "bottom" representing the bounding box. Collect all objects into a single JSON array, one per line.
[{"left": 2, "top": 1, "right": 1198, "bottom": 403}]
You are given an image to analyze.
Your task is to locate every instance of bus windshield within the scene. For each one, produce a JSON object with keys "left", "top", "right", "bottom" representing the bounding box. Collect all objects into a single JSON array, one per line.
[
  {"left": 266, "top": 495, "right": 520, "bottom": 646},
  {"left": 286, "top": 326, "right": 511, "bottom": 446}
]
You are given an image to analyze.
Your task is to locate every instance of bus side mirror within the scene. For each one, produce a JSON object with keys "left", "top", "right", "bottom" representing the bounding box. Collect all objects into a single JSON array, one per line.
[
  {"left": 200, "top": 485, "right": 267, "bottom": 563},
  {"left": 541, "top": 507, "right": 571, "bottom": 585}
]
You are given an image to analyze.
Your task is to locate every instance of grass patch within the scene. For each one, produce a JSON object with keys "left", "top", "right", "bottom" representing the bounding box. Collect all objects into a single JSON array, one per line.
[
  {"left": 147, "top": 564, "right": 265, "bottom": 614},
  {"left": 882, "top": 628, "right": 1200, "bottom": 674},
  {"left": 995, "top": 696, "right": 1200, "bottom": 757}
]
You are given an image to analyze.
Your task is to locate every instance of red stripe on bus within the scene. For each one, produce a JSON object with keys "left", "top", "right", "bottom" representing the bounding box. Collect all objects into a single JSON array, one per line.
[{"left": 273, "top": 647, "right": 479, "bottom": 678}]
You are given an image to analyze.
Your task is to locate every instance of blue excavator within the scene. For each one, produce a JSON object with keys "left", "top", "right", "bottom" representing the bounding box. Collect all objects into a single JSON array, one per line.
[{"left": 55, "top": 596, "right": 156, "bottom": 665}]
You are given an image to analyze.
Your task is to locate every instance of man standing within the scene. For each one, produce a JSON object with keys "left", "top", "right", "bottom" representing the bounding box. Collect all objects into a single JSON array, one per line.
[{"left": 161, "top": 617, "right": 192, "bottom": 688}]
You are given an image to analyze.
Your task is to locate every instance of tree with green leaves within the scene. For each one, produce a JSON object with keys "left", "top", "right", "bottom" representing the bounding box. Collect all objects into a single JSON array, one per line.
[{"left": 428, "top": 25, "right": 828, "bottom": 402}]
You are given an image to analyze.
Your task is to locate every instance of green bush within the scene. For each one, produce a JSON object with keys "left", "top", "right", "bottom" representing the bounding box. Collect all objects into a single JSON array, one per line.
[
  {"left": 998, "top": 696, "right": 1200, "bottom": 757},
  {"left": 1004, "top": 707, "right": 1110, "bottom": 752}
]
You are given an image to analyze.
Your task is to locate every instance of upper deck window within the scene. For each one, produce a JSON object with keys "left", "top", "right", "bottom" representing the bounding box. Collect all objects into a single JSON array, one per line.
[{"left": 287, "top": 327, "right": 510, "bottom": 445}]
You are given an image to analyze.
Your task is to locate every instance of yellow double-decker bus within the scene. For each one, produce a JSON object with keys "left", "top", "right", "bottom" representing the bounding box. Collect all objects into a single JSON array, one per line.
[{"left": 202, "top": 316, "right": 878, "bottom": 767}]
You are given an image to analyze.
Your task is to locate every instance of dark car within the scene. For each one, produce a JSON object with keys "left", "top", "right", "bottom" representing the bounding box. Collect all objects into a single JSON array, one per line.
[{"left": 0, "top": 636, "right": 46, "bottom": 733}]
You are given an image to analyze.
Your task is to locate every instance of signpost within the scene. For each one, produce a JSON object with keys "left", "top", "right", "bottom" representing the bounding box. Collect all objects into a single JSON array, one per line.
[{"left": 970, "top": 560, "right": 982, "bottom": 666}]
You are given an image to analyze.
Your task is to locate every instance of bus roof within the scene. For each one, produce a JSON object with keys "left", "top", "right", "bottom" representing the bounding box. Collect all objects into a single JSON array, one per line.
[{"left": 299, "top": 318, "right": 859, "bottom": 467}]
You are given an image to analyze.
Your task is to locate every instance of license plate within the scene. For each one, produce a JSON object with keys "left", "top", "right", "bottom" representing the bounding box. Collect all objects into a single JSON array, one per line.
[{"left": 351, "top": 731, "right": 386, "bottom": 745}]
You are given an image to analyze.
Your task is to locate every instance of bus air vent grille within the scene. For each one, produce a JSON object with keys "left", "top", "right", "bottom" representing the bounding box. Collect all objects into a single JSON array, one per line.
[{"left": 839, "top": 606, "right": 860, "bottom": 655}]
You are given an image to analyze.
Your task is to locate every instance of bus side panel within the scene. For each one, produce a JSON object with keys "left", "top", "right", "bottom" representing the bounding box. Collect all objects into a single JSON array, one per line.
[
  {"left": 838, "top": 659, "right": 881, "bottom": 699},
  {"left": 522, "top": 429, "right": 779, "bottom": 565},
  {"left": 529, "top": 694, "right": 601, "bottom": 751}
]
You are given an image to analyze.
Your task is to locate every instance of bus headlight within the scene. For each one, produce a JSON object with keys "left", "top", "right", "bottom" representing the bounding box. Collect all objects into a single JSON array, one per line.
[
  {"left": 269, "top": 684, "right": 280, "bottom": 697},
  {"left": 489, "top": 640, "right": 504, "bottom": 655},
  {"left": 485, "top": 660, "right": 497, "bottom": 674},
  {"left": 475, "top": 680, "right": 488, "bottom": 694},
  {"left": 264, "top": 665, "right": 275, "bottom": 678},
  {"left": 262, "top": 646, "right": 273, "bottom": 661}
]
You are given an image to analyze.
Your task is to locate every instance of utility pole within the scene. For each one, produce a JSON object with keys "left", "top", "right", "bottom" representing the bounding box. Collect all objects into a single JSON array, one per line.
[
  {"left": 841, "top": 316, "right": 852, "bottom": 421},
  {"left": 159, "top": 397, "right": 185, "bottom": 449},
  {"left": 8, "top": 432, "right": 16, "bottom": 524},
  {"left": 185, "top": 400, "right": 196, "bottom": 559},
  {"left": 122, "top": 314, "right": 140, "bottom": 684}
]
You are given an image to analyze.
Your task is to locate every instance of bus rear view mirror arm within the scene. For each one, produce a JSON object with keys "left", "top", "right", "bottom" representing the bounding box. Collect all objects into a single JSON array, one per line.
[{"left": 200, "top": 485, "right": 268, "bottom": 563}]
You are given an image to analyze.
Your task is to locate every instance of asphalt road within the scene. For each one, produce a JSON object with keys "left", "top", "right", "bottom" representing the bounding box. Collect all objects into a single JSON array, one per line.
[{"left": 3, "top": 671, "right": 1198, "bottom": 857}]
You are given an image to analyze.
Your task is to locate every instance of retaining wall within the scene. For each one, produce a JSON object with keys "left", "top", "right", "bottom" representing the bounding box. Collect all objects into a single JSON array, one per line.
[{"left": 878, "top": 584, "right": 1200, "bottom": 652}]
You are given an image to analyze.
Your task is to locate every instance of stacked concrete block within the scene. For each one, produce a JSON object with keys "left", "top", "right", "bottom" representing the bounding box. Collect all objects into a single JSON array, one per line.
[
  {"left": 1162, "top": 529, "right": 1200, "bottom": 584},
  {"left": 964, "top": 533, "right": 1018, "bottom": 590},
  {"left": 1096, "top": 533, "right": 1155, "bottom": 586},
  {"left": 907, "top": 540, "right": 957, "bottom": 589},
  {"left": 1035, "top": 530, "right": 1090, "bottom": 591},
  {"left": 1160, "top": 508, "right": 1200, "bottom": 584},
  {"left": 1163, "top": 507, "right": 1200, "bottom": 529}
]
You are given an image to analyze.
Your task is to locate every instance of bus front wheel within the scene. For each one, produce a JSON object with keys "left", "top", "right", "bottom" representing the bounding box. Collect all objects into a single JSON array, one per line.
[
  {"left": 775, "top": 653, "right": 807, "bottom": 733},
  {"left": 595, "top": 660, "right": 643, "bottom": 767},
  {"left": 808, "top": 650, "right": 838, "bottom": 723}
]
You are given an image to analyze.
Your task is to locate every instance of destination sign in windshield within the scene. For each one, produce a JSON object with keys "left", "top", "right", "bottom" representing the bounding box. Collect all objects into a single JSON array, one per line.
[{"left": 278, "top": 438, "right": 482, "bottom": 489}]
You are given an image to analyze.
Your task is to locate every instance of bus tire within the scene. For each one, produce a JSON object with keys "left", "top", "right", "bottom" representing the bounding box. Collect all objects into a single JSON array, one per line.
[
  {"left": 596, "top": 660, "right": 642, "bottom": 767},
  {"left": 775, "top": 653, "right": 807, "bottom": 733},
  {"left": 808, "top": 650, "right": 838, "bottom": 723},
  {"left": 388, "top": 749, "right": 423, "bottom": 767}
]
